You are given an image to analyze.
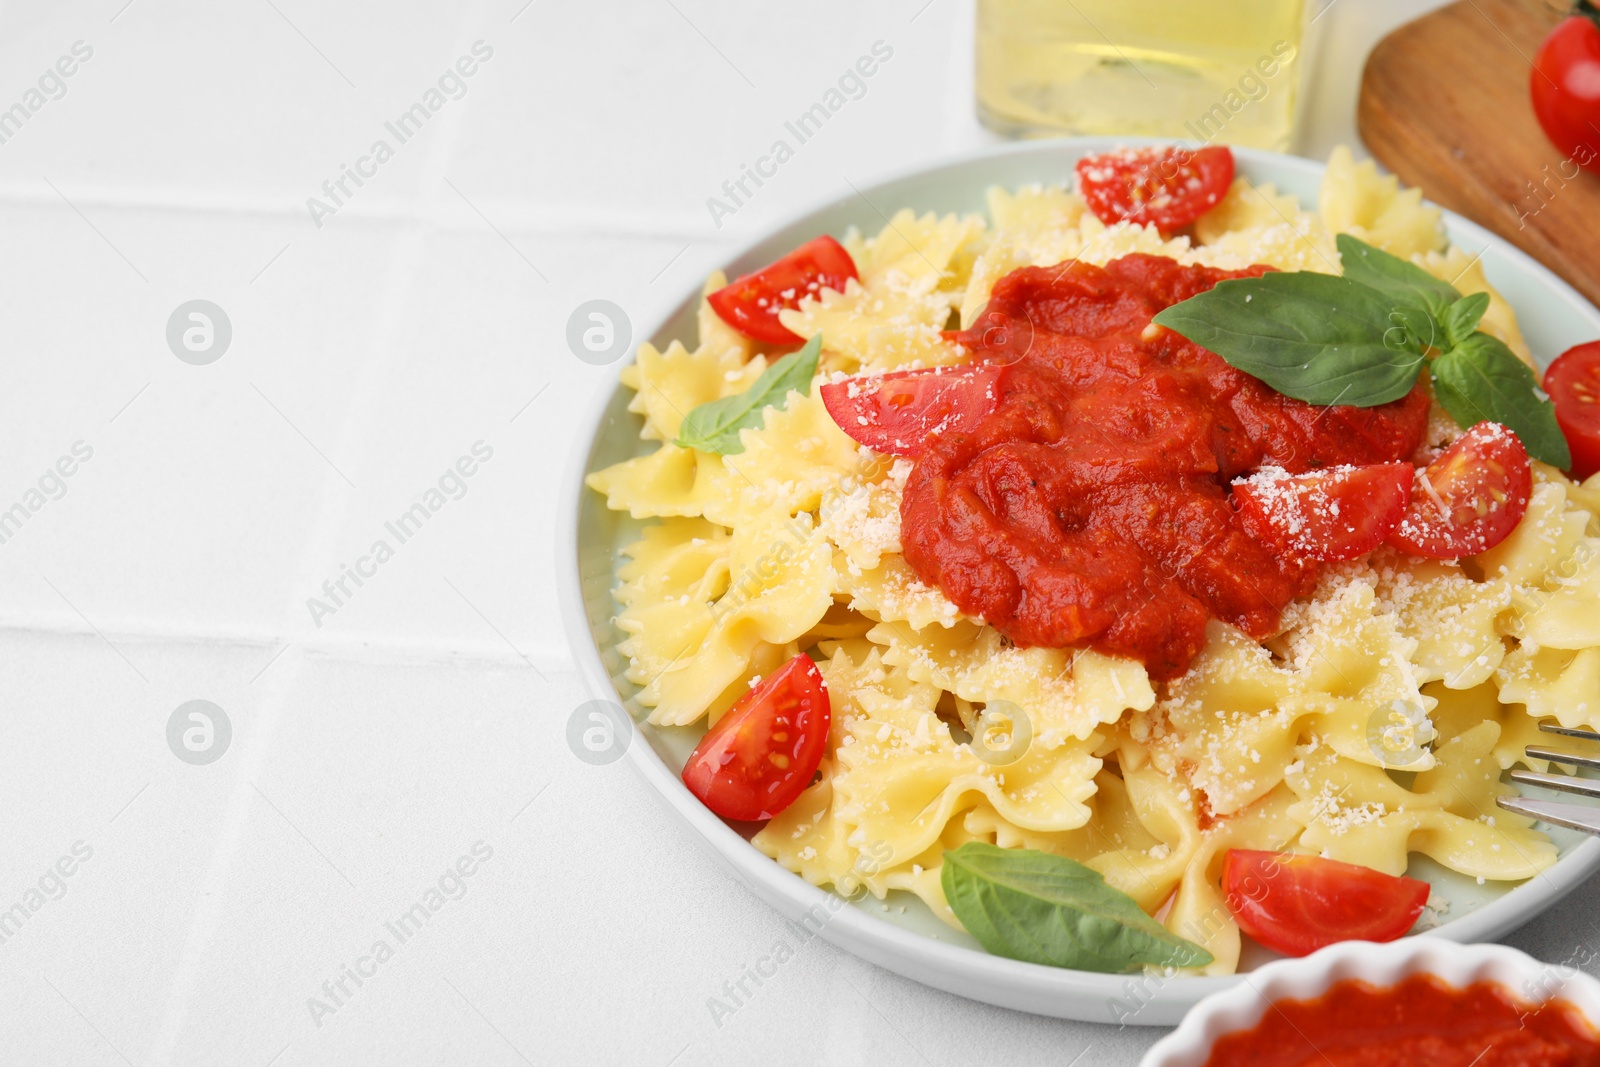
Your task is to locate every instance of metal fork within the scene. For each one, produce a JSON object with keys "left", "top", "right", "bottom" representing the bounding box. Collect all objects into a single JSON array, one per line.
[{"left": 1497, "top": 724, "right": 1600, "bottom": 834}]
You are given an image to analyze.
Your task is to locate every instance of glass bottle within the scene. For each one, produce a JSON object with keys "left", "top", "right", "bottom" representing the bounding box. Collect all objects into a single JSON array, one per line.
[{"left": 976, "top": 0, "right": 1314, "bottom": 150}]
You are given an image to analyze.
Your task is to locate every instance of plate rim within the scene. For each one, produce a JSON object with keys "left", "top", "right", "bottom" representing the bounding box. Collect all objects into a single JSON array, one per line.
[{"left": 556, "top": 136, "right": 1600, "bottom": 1025}]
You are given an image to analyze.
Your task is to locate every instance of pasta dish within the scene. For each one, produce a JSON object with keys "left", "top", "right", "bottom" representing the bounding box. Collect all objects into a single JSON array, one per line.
[{"left": 586, "top": 145, "right": 1600, "bottom": 975}]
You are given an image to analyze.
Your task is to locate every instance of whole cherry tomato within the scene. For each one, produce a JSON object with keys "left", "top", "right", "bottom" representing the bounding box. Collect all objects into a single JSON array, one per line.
[{"left": 1531, "top": 2, "right": 1600, "bottom": 174}]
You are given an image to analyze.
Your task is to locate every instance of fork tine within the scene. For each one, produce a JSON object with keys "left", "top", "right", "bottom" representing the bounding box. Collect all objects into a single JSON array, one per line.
[
  {"left": 1510, "top": 769, "right": 1600, "bottom": 799},
  {"left": 1507, "top": 731, "right": 1600, "bottom": 835},
  {"left": 1498, "top": 795, "right": 1600, "bottom": 835},
  {"left": 1538, "top": 723, "right": 1600, "bottom": 743},
  {"left": 1526, "top": 745, "right": 1600, "bottom": 771}
]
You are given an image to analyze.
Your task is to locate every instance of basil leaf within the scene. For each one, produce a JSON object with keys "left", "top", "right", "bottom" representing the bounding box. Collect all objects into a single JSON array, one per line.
[
  {"left": 673, "top": 334, "right": 822, "bottom": 455},
  {"left": 1432, "top": 333, "right": 1571, "bottom": 468},
  {"left": 940, "top": 843, "right": 1213, "bottom": 972},
  {"left": 1152, "top": 271, "right": 1426, "bottom": 406},
  {"left": 1336, "top": 233, "right": 1461, "bottom": 321},
  {"left": 1442, "top": 292, "right": 1491, "bottom": 349},
  {"left": 1390, "top": 304, "right": 1441, "bottom": 355}
]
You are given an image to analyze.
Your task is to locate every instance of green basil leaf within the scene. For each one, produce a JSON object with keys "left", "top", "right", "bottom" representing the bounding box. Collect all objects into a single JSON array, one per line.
[
  {"left": 1432, "top": 333, "right": 1571, "bottom": 469},
  {"left": 940, "top": 843, "right": 1213, "bottom": 972},
  {"left": 1151, "top": 271, "right": 1426, "bottom": 406},
  {"left": 1442, "top": 292, "right": 1491, "bottom": 349},
  {"left": 673, "top": 334, "right": 822, "bottom": 455},
  {"left": 1336, "top": 233, "right": 1461, "bottom": 321},
  {"left": 1390, "top": 304, "right": 1441, "bottom": 355}
]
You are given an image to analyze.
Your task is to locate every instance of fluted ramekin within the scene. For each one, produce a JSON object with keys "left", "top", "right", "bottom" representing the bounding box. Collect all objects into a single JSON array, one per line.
[{"left": 1141, "top": 938, "right": 1600, "bottom": 1067}]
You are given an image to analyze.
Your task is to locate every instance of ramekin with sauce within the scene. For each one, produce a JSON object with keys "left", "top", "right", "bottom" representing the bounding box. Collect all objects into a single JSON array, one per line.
[{"left": 1141, "top": 939, "right": 1600, "bottom": 1067}]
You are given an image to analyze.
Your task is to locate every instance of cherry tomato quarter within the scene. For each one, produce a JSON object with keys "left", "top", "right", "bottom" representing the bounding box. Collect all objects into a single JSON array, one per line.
[
  {"left": 1233, "top": 462, "right": 1413, "bottom": 562},
  {"left": 707, "top": 236, "right": 859, "bottom": 345},
  {"left": 820, "top": 363, "right": 1006, "bottom": 457},
  {"left": 1075, "top": 145, "right": 1235, "bottom": 232},
  {"left": 1385, "top": 422, "right": 1532, "bottom": 559},
  {"left": 1544, "top": 340, "right": 1600, "bottom": 480},
  {"left": 1223, "top": 850, "right": 1430, "bottom": 957},
  {"left": 681, "top": 654, "right": 831, "bottom": 822}
]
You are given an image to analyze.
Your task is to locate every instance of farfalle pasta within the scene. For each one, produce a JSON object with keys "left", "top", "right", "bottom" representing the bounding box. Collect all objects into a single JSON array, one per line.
[{"left": 586, "top": 148, "right": 1600, "bottom": 975}]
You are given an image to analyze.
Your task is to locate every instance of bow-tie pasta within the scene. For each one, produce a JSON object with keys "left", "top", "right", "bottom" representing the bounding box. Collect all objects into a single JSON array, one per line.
[{"left": 586, "top": 150, "right": 1586, "bottom": 975}]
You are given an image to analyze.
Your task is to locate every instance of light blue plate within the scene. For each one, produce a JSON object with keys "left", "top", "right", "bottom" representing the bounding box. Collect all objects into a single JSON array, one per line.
[{"left": 558, "top": 138, "right": 1600, "bottom": 1024}]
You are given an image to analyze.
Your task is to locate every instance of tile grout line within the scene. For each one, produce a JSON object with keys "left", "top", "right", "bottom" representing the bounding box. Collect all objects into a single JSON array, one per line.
[
  {"left": 0, "top": 182, "right": 717, "bottom": 244},
  {"left": 0, "top": 614, "right": 577, "bottom": 671},
  {"left": 143, "top": 5, "right": 500, "bottom": 1061}
]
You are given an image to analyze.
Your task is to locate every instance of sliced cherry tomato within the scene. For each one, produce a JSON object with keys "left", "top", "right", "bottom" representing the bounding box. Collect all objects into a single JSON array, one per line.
[
  {"left": 682, "top": 654, "right": 830, "bottom": 822},
  {"left": 1531, "top": 5, "right": 1600, "bottom": 176},
  {"left": 819, "top": 363, "right": 1005, "bottom": 457},
  {"left": 1232, "top": 462, "right": 1412, "bottom": 562},
  {"left": 1223, "top": 850, "right": 1430, "bottom": 957},
  {"left": 707, "top": 235, "right": 858, "bottom": 345},
  {"left": 1544, "top": 340, "right": 1600, "bottom": 480},
  {"left": 1075, "top": 145, "right": 1235, "bottom": 232},
  {"left": 1385, "top": 422, "right": 1532, "bottom": 560}
]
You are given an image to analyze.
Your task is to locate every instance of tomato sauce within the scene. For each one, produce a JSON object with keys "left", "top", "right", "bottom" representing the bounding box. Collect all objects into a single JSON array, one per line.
[
  {"left": 1204, "top": 973, "right": 1600, "bottom": 1067},
  {"left": 899, "top": 255, "right": 1430, "bottom": 679}
]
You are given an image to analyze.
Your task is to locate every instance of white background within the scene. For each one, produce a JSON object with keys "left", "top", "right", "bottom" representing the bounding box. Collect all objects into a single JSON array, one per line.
[{"left": 3, "top": 1, "right": 1597, "bottom": 1064}]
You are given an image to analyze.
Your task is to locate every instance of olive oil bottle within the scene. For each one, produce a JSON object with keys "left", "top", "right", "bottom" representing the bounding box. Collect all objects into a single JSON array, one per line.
[{"left": 976, "top": 0, "right": 1313, "bottom": 149}]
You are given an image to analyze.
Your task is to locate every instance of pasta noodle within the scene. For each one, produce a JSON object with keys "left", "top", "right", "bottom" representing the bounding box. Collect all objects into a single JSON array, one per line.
[{"left": 586, "top": 149, "right": 1599, "bottom": 974}]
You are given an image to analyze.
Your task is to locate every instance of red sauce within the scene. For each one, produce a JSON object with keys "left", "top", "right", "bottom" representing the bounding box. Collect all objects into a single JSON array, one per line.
[
  {"left": 1204, "top": 973, "right": 1600, "bottom": 1067},
  {"left": 900, "top": 254, "right": 1431, "bottom": 679}
]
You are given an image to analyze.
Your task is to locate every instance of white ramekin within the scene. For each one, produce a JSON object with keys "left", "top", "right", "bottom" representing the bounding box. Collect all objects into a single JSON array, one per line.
[{"left": 1140, "top": 938, "right": 1600, "bottom": 1067}]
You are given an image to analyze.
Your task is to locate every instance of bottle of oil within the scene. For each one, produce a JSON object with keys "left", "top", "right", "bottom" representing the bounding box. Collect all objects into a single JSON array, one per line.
[{"left": 975, "top": 0, "right": 1312, "bottom": 150}]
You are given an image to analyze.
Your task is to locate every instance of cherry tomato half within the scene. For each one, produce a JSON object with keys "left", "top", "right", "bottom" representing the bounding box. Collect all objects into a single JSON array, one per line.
[
  {"left": 1075, "top": 145, "right": 1235, "bottom": 232},
  {"left": 819, "top": 362, "right": 1005, "bottom": 458},
  {"left": 1385, "top": 422, "right": 1532, "bottom": 559},
  {"left": 1531, "top": 6, "right": 1600, "bottom": 175},
  {"left": 1233, "top": 462, "right": 1413, "bottom": 562},
  {"left": 1223, "top": 850, "right": 1430, "bottom": 957},
  {"left": 707, "top": 236, "right": 859, "bottom": 345},
  {"left": 1544, "top": 340, "right": 1600, "bottom": 480},
  {"left": 682, "top": 654, "right": 830, "bottom": 822}
]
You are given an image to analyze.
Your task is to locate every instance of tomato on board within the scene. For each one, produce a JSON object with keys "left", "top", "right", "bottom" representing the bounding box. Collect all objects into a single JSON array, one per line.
[
  {"left": 706, "top": 235, "right": 859, "bottom": 345},
  {"left": 1075, "top": 145, "right": 1235, "bottom": 232},
  {"left": 1544, "top": 340, "right": 1600, "bottom": 480},
  {"left": 1531, "top": 4, "right": 1600, "bottom": 175},
  {"left": 1232, "top": 462, "right": 1413, "bottom": 562},
  {"left": 1386, "top": 422, "right": 1533, "bottom": 560},
  {"left": 1223, "top": 850, "right": 1430, "bottom": 957},
  {"left": 820, "top": 362, "right": 1005, "bottom": 457},
  {"left": 681, "top": 654, "right": 831, "bottom": 822}
]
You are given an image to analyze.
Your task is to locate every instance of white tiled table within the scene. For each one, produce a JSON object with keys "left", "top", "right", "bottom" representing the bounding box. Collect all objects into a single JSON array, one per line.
[{"left": 5, "top": 2, "right": 1597, "bottom": 1064}]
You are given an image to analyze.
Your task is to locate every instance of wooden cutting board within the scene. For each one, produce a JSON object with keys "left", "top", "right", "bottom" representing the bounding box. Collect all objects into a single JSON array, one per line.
[{"left": 1358, "top": 0, "right": 1600, "bottom": 308}]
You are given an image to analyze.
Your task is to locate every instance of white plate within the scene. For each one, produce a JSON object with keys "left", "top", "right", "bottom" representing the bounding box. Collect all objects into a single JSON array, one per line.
[{"left": 557, "top": 138, "right": 1600, "bottom": 1025}]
